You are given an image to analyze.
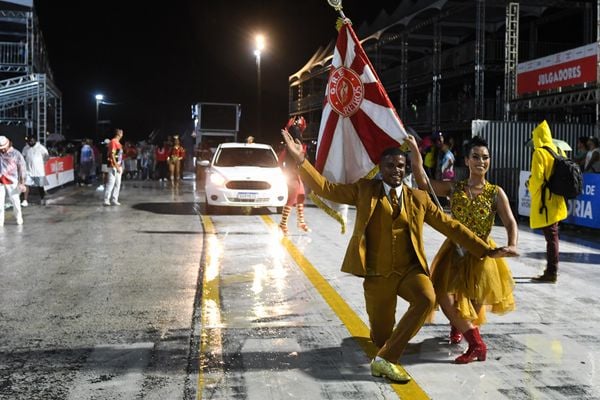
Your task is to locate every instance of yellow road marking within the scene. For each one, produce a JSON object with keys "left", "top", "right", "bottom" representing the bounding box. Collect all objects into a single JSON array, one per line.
[
  {"left": 201, "top": 214, "right": 215, "bottom": 235},
  {"left": 197, "top": 215, "right": 223, "bottom": 400},
  {"left": 261, "top": 215, "right": 430, "bottom": 400}
]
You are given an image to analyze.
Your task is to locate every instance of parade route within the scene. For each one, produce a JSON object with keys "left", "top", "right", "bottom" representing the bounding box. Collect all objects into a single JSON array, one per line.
[{"left": 1, "top": 179, "right": 600, "bottom": 399}]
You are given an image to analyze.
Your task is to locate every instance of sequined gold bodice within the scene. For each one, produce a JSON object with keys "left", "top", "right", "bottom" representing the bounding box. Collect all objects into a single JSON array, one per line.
[{"left": 451, "top": 180, "right": 498, "bottom": 240}]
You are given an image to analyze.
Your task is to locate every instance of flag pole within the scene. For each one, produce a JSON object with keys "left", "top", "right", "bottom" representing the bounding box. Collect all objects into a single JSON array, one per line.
[
  {"left": 425, "top": 175, "right": 443, "bottom": 209},
  {"left": 419, "top": 161, "right": 465, "bottom": 257}
]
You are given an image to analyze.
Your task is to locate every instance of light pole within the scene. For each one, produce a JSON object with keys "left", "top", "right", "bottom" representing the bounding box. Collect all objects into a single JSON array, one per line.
[
  {"left": 95, "top": 93, "right": 104, "bottom": 139},
  {"left": 254, "top": 34, "right": 265, "bottom": 137}
]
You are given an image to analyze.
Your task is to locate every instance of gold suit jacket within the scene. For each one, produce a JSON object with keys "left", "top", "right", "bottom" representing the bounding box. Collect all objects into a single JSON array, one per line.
[{"left": 298, "top": 161, "right": 491, "bottom": 277}]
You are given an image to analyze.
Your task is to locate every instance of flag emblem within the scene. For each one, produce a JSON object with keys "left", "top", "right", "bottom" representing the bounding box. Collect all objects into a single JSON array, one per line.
[{"left": 328, "top": 66, "right": 364, "bottom": 117}]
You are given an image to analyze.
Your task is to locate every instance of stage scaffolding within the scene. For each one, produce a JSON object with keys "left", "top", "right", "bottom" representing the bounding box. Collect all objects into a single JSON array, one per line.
[{"left": 0, "top": 3, "right": 61, "bottom": 145}]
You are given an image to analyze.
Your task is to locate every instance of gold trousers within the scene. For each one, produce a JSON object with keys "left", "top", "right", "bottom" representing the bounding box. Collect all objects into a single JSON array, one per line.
[{"left": 363, "top": 266, "right": 435, "bottom": 362}]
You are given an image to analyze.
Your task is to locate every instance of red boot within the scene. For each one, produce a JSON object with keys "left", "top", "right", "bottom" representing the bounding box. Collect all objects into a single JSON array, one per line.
[
  {"left": 455, "top": 328, "right": 486, "bottom": 364},
  {"left": 449, "top": 325, "right": 463, "bottom": 344}
]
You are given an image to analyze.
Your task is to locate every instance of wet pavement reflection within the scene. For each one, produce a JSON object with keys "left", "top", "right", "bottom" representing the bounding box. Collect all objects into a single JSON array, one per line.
[
  {"left": 3, "top": 177, "right": 599, "bottom": 399},
  {"left": 197, "top": 198, "right": 600, "bottom": 400},
  {"left": 0, "top": 179, "right": 203, "bottom": 399}
]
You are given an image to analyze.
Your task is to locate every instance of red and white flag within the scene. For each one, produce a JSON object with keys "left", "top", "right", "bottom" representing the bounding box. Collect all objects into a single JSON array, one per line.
[
  {"left": 311, "top": 20, "right": 408, "bottom": 230},
  {"left": 315, "top": 21, "right": 408, "bottom": 183}
]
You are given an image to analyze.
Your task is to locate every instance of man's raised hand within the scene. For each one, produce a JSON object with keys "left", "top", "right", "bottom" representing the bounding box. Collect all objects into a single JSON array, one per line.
[
  {"left": 405, "top": 135, "right": 419, "bottom": 152},
  {"left": 281, "top": 128, "right": 305, "bottom": 164}
]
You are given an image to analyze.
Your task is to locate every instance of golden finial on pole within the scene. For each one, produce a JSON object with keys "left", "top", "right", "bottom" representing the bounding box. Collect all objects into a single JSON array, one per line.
[{"left": 327, "top": 0, "right": 347, "bottom": 19}]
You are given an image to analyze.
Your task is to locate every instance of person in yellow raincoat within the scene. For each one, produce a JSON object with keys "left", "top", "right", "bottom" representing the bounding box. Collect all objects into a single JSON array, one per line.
[{"left": 527, "top": 120, "right": 568, "bottom": 283}]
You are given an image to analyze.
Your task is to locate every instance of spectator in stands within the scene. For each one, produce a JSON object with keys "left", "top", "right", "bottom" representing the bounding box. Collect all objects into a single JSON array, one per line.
[
  {"left": 21, "top": 135, "right": 49, "bottom": 206},
  {"left": 103, "top": 129, "right": 124, "bottom": 206},
  {"left": 123, "top": 142, "right": 138, "bottom": 180},
  {"left": 573, "top": 136, "right": 589, "bottom": 169},
  {"left": 584, "top": 136, "right": 600, "bottom": 173},
  {"left": 96, "top": 139, "right": 110, "bottom": 192},
  {"left": 92, "top": 141, "right": 101, "bottom": 182},
  {"left": 154, "top": 140, "right": 169, "bottom": 182},
  {"left": 0, "top": 136, "right": 26, "bottom": 225},
  {"left": 439, "top": 141, "right": 455, "bottom": 181},
  {"left": 138, "top": 141, "right": 152, "bottom": 180},
  {"left": 79, "top": 139, "right": 95, "bottom": 186},
  {"left": 423, "top": 137, "right": 437, "bottom": 178}
]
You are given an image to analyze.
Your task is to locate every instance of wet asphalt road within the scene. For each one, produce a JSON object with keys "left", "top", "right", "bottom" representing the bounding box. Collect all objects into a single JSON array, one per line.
[
  {"left": 3, "top": 177, "right": 600, "bottom": 399},
  {"left": 0, "top": 179, "right": 203, "bottom": 399}
]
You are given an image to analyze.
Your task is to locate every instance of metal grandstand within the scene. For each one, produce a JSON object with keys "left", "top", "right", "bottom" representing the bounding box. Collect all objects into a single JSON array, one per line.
[
  {"left": 0, "top": 0, "right": 61, "bottom": 145},
  {"left": 289, "top": 0, "right": 600, "bottom": 140}
]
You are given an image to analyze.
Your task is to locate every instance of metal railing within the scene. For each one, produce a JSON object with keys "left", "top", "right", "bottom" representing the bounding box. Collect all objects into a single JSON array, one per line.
[{"left": 0, "top": 41, "right": 27, "bottom": 67}]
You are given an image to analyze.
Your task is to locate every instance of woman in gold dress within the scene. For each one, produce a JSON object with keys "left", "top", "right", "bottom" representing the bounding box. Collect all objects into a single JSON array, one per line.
[
  {"left": 168, "top": 135, "right": 186, "bottom": 185},
  {"left": 406, "top": 135, "right": 518, "bottom": 364}
]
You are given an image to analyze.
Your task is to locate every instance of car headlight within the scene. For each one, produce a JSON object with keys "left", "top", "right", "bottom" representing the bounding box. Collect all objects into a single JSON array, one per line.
[
  {"left": 209, "top": 172, "right": 226, "bottom": 186},
  {"left": 271, "top": 173, "right": 288, "bottom": 192}
]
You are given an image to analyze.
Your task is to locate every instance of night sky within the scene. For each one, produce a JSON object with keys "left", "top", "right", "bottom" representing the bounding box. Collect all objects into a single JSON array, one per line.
[{"left": 34, "top": 0, "right": 401, "bottom": 144}]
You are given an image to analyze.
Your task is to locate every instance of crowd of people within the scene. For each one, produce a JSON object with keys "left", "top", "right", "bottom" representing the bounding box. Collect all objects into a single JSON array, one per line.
[
  {"left": 73, "top": 135, "right": 189, "bottom": 189},
  {"left": 0, "top": 130, "right": 192, "bottom": 224},
  {"left": 99, "top": 130, "right": 188, "bottom": 206},
  {"left": 574, "top": 135, "right": 600, "bottom": 173},
  {"left": 420, "top": 131, "right": 600, "bottom": 180}
]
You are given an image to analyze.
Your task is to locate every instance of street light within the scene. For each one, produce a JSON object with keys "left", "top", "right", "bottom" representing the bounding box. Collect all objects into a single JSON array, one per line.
[
  {"left": 254, "top": 34, "right": 265, "bottom": 137},
  {"left": 95, "top": 93, "right": 104, "bottom": 139}
]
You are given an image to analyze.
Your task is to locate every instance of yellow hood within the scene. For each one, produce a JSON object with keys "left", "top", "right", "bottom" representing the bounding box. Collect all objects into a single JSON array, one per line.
[{"left": 532, "top": 120, "right": 555, "bottom": 149}]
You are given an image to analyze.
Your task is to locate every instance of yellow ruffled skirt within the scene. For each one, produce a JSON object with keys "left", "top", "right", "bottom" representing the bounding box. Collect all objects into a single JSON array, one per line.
[{"left": 429, "top": 237, "right": 515, "bottom": 325}]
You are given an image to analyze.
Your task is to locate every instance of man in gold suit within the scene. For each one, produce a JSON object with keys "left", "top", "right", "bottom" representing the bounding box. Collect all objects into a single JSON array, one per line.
[{"left": 281, "top": 129, "right": 516, "bottom": 383}]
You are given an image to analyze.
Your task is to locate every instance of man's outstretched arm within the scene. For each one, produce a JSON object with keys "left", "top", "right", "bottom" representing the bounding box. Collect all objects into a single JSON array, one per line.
[{"left": 281, "top": 128, "right": 359, "bottom": 206}]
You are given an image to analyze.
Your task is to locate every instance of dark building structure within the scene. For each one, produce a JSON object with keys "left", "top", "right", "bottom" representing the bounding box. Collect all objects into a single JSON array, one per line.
[{"left": 289, "top": 1, "right": 599, "bottom": 146}]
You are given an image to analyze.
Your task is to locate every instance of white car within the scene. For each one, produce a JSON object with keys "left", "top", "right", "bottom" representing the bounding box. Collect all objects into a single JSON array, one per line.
[{"left": 201, "top": 142, "right": 288, "bottom": 213}]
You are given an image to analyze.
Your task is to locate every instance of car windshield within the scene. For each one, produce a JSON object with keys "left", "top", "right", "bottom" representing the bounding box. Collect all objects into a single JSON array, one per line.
[{"left": 214, "top": 147, "right": 278, "bottom": 168}]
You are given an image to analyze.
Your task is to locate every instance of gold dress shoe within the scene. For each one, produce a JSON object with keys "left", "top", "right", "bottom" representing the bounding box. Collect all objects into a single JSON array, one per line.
[{"left": 370, "top": 358, "right": 411, "bottom": 383}]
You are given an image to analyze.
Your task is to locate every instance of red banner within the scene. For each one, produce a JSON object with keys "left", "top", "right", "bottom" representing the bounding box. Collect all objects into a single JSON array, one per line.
[
  {"left": 516, "top": 43, "right": 598, "bottom": 95},
  {"left": 44, "top": 155, "right": 75, "bottom": 190},
  {"left": 44, "top": 155, "right": 74, "bottom": 176}
]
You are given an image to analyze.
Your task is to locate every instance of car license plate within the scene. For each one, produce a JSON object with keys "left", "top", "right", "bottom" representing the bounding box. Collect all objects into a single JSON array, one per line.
[{"left": 238, "top": 192, "right": 257, "bottom": 200}]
